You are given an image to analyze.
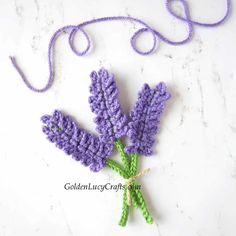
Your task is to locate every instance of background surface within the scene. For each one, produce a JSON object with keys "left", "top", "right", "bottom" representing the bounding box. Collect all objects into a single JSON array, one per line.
[{"left": 0, "top": 0, "right": 236, "bottom": 235}]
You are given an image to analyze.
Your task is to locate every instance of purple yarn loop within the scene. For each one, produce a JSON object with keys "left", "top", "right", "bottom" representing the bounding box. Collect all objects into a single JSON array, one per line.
[
  {"left": 9, "top": 0, "right": 231, "bottom": 93},
  {"left": 131, "top": 28, "right": 158, "bottom": 55},
  {"left": 69, "top": 27, "right": 91, "bottom": 56}
]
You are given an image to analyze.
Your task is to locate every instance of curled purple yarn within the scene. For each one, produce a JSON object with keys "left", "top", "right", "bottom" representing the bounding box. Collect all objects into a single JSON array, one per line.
[
  {"left": 131, "top": 27, "right": 158, "bottom": 55},
  {"left": 41, "top": 110, "right": 113, "bottom": 172},
  {"left": 125, "top": 82, "right": 171, "bottom": 156},
  {"left": 89, "top": 68, "right": 127, "bottom": 143},
  {"left": 9, "top": 0, "right": 231, "bottom": 92}
]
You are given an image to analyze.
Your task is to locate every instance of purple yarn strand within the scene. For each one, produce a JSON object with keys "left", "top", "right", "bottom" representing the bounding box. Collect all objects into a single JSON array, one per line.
[
  {"left": 166, "top": 0, "right": 231, "bottom": 27},
  {"left": 41, "top": 110, "right": 113, "bottom": 172},
  {"left": 9, "top": 0, "right": 231, "bottom": 92},
  {"left": 125, "top": 82, "right": 171, "bottom": 156}
]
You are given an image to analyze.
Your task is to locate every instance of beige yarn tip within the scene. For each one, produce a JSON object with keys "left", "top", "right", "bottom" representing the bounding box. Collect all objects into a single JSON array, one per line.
[{"left": 126, "top": 168, "right": 150, "bottom": 206}]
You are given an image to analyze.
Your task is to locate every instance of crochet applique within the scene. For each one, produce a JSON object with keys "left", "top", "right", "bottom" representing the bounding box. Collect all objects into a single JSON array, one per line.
[
  {"left": 8, "top": 0, "right": 230, "bottom": 228},
  {"left": 41, "top": 68, "right": 171, "bottom": 226}
]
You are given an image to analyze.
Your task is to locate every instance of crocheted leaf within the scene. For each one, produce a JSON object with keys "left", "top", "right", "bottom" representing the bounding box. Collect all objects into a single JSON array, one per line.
[
  {"left": 89, "top": 68, "right": 127, "bottom": 143},
  {"left": 41, "top": 110, "right": 113, "bottom": 172},
  {"left": 125, "top": 82, "right": 171, "bottom": 156}
]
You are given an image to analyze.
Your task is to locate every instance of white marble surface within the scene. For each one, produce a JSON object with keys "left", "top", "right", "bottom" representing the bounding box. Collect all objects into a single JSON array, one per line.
[{"left": 0, "top": 0, "right": 236, "bottom": 235}]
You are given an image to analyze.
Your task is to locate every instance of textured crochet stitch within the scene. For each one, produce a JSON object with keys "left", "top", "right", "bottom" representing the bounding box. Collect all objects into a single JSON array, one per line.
[{"left": 41, "top": 68, "right": 171, "bottom": 226}]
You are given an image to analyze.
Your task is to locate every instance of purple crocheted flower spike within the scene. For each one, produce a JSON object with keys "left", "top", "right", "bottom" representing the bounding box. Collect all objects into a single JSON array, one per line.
[
  {"left": 41, "top": 110, "right": 113, "bottom": 172},
  {"left": 125, "top": 82, "right": 171, "bottom": 156},
  {"left": 89, "top": 68, "right": 127, "bottom": 143}
]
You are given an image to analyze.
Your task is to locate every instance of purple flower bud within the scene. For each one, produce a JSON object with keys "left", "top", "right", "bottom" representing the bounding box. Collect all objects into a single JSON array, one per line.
[
  {"left": 89, "top": 68, "right": 127, "bottom": 143},
  {"left": 41, "top": 110, "right": 113, "bottom": 172},
  {"left": 125, "top": 82, "right": 171, "bottom": 156}
]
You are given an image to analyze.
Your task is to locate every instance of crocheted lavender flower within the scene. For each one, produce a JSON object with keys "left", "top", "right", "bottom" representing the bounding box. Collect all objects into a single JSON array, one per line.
[
  {"left": 89, "top": 68, "right": 127, "bottom": 143},
  {"left": 40, "top": 69, "right": 171, "bottom": 226},
  {"left": 125, "top": 82, "right": 171, "bottom": 156},
  {"left": 41, "top": 110, "right": 113, "bottom": 172}
]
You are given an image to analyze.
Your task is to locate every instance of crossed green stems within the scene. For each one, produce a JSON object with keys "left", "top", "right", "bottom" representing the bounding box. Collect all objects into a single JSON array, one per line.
[{"left": 105, "top": 139, "right": 153, "bottom": 226}]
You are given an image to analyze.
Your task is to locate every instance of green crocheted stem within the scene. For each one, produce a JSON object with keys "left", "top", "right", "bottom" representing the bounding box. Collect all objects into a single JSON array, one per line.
[
  {"left": 134, "top": 184, "right": 153, "bottom": 224},
  {"left": 130, "top": 184, "right": 139, "bottom": 208},
  {"left": 106, "top": 147, "right": 153, "bottom": 226},
  {"left": 129, "top": 153, "right": 139, "bottom": 208},
  {"left": 111, "top": 139, "right": 140, "bottom": 208},
  {"left": 105, "top": 159, "right": 129, "bottom": 179},
  {"left": 119, "top": 188, "right": 129, "bottom": 227},
  {"left": 114, "top": 139, "right": 130, "bottom": 173},
  {"left": 129, "top": 153, "right": 138, "bottom": 177}
]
